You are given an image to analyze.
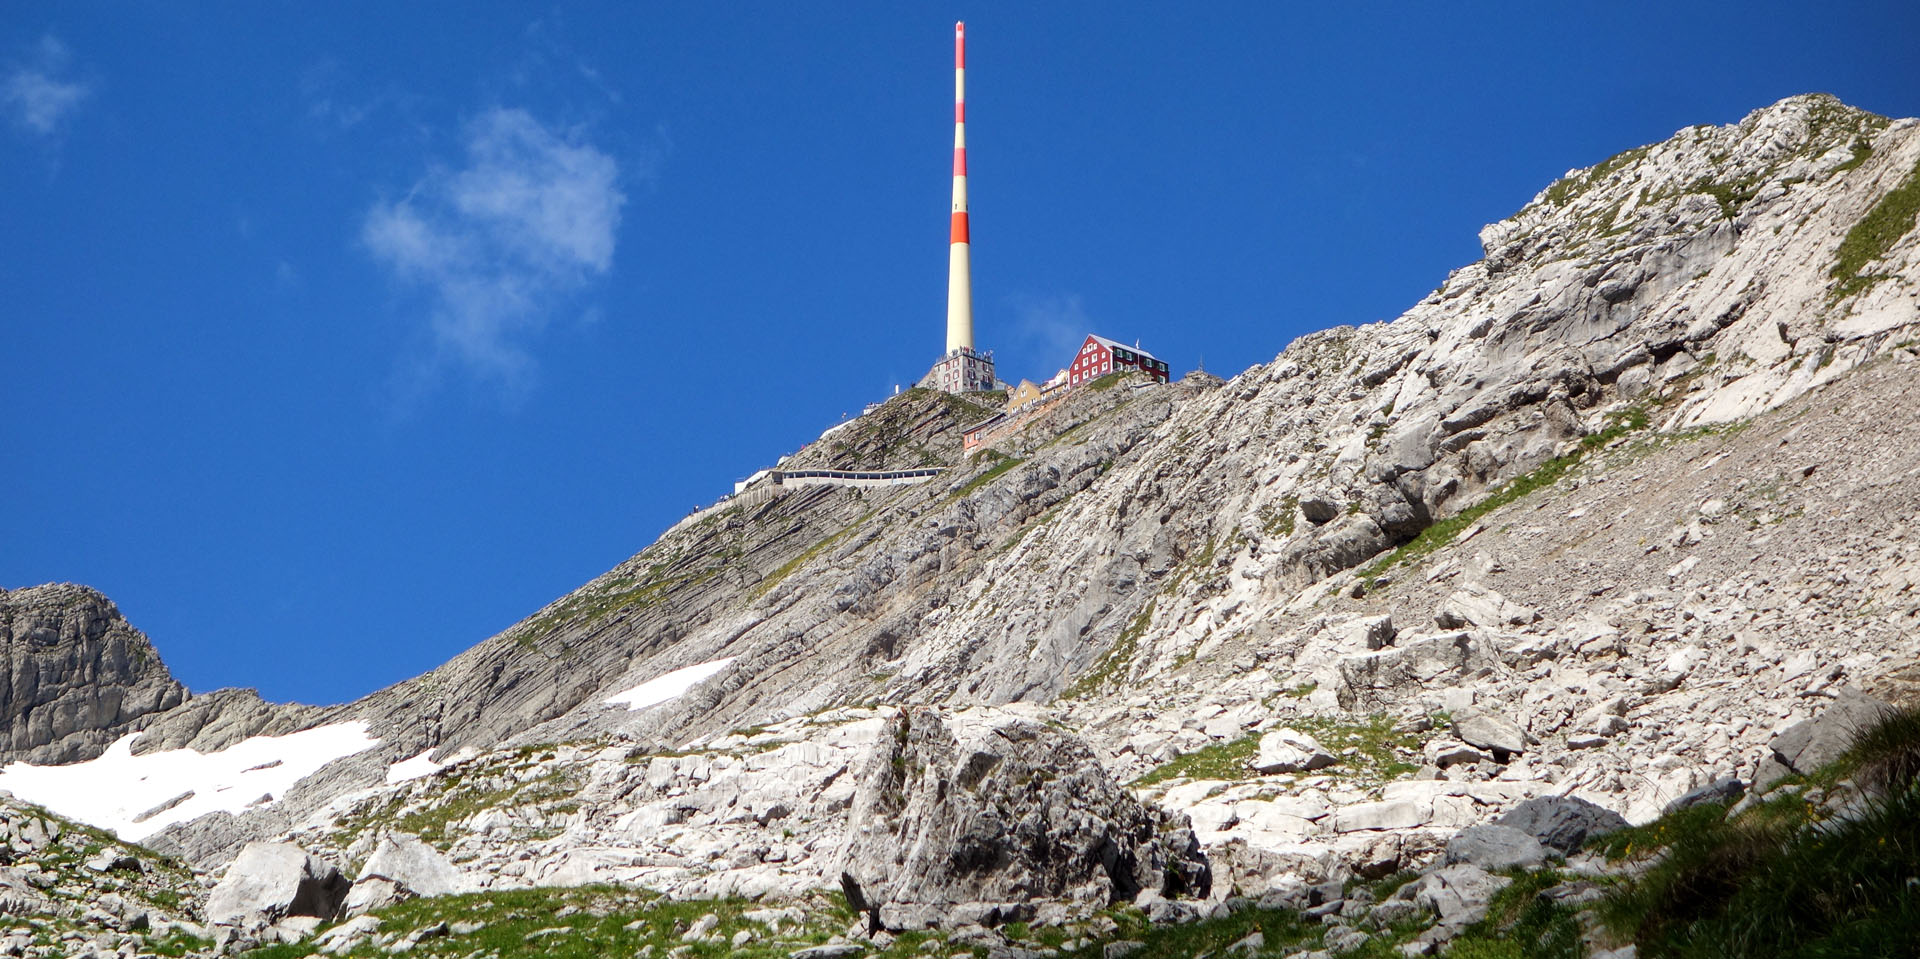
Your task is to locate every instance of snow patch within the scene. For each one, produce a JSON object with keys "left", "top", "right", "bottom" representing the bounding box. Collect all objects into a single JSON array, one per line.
[
  {"left": 604, "top": 658, "right": 737, "bottom": 711},
  {"left": 0, "top": 721, "right": 380, "bottom": 841},
  {"left": 385, "top": 745, "right": 477, "bottom": 785},
  {"left": 386, "top": 747, "right": 444, "bottom": 784}
]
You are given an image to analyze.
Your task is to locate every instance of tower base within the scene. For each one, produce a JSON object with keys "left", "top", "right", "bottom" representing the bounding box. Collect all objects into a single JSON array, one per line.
[{"left": 925, "top": 346, "right": 997, "bottom": 394}]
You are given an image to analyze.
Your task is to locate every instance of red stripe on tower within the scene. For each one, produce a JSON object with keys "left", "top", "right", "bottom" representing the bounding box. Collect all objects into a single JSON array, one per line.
[{"left": 945, "top": 20, "right": 973, "bottom": 356}]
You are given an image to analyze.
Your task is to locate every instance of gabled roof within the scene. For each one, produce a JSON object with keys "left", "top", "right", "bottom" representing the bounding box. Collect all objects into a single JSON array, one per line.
[{"left": 1085, "top": 333, "right": 1163, "bottom": 362}]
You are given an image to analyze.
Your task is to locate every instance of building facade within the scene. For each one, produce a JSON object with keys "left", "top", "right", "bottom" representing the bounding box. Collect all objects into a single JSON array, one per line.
[
  {"left": 1005, "top": 379, "right": 1045, "bottom": 412},
  {"left": 928, "top": 346, "right": 998, "bottom": 394},
  {"left": 1066, "top": 334, "right": 1171, "bottom": 386}
]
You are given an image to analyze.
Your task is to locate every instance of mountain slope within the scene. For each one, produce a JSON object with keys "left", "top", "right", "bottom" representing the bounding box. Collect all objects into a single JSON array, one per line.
[{"left": 4, "top": 94, "right": 1919, "bottom": 889}]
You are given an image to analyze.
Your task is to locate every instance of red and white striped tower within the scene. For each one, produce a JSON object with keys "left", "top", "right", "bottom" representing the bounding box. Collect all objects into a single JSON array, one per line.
[{"left": 945, "top": 20, "right": 973, "bottom": 354}]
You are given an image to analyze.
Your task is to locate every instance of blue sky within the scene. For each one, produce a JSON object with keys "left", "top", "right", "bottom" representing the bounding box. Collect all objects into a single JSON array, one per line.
[{"left": 4, "top": 3, "right": 1916, "bottom": 705}]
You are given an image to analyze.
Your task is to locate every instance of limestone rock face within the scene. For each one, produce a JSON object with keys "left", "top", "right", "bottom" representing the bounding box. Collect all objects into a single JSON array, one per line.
[
  {"left": 1414, "top": 864, "right": 1511, "bottom": 929},
  {"left": 0, "top": 584, "right": 186, "bottom": 764},
  {"left": 205, "top": 841, "right": 350, "bottom": 927},
  {"left": 839, "top": 708, "right": 1209, "bottom": 927},
  {"left": 129, "top": 687, "right": 325, "bottom": 756}
]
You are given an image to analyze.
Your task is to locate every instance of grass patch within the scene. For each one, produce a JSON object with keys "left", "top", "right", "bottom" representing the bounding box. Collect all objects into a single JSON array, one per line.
[
  {"left": 1830, "top": 154, "right": 1920, "bottom": 300},
  {"left": 1839, "top": 706, "right": 1920, "bottom": 794},
  {"left": 514, "top": 566, "right": 721, "bottom": 645},
  {"left": 948, "top": 451, "right": 1025, "bottom": 501},
  {"left": 1290, "top": 714, "right": 1424, "bottom": 783},
  {"left": 1062, "top": 600, "right": 1154, "bottom": 700},
  {"left": 1537, "top": 144, "right": 1654, "bottom": 210},
  {"left": 1689, "top": 174, "right": 1764, "bottom": 220},
  {"left": 1086, "top": 372, "right": 1124, "bottom": 391},
  {"left": 1833, "top": 137, "right": 1874, "bottom": 174},
  {"left": 333, "top": 759, "right": 582, "bottom": 852},
  {"left": 237, "top": 886, "right": 861, "bottom": 959},
  {"left": 231, "top": 887, "right": 1354, "bottom": 959},
  {"left": 148, "top": 932, "right": 217, "bottom": 957},
  {"left": 1260, "top": 495, "right": 1299, "bottom": 537},
  {"left": 1446, "top": 869, "right": 1582, "bottom": 959},
  {"left": 1162, "top": 533, "right": 1234, "bottom": 596},
  {"left": 1358, "top": 408, "right": 1636, "bottom": 578},
  {"left": 1585, "top": 800, "right": 1727, "bottom": 863},
  {"left": 390, "top": 765, "right": 580, "bottom": 848},
  {"left": 1594, "top": 705, "right": 1920, "bottom": 957},
  {"left": 1132, "top": 734, "right": 1262, "bottom": 787},
  {"left": 1052, "top": 904, "right": 1326, "bottom": 959},
  {"left": 1367, "top": 869, "right": 1423, "bottom": 901},
  {"left": 1131, "top": 714, "right": 1421, "bottom": 787}
]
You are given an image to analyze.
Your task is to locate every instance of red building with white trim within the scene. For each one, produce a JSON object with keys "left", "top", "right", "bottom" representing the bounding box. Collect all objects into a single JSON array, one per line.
[{"left": 1066, "top": 334, "right": 1171, "bottom": 386}]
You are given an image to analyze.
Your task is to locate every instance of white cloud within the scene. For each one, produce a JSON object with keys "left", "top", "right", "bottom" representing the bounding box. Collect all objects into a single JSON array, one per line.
[
  {"left": 363, "top": 107, "right": 625, "bottom": 389},
  {"left": 1009, "top": 293, "right": 1095, "bottom": 366},
  {"left": 2, "top": 35, "right": 92, "bottom": 138}
]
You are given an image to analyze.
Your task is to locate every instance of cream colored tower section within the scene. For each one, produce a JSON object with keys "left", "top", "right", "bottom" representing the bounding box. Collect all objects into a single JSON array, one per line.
[{"left": 945, "top": 21, "right": 973, "bottom": 354}]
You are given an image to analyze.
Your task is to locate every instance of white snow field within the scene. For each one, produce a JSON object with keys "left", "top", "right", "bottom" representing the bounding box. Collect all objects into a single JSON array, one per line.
[
  {"left": 385, "top": 747, "right": 445, "bottom": 784},
  {"left": 603, "top": 658, "right": 737, "bottom": 711},
  {"left": 0, "top": 721, "right": 380, "bottom": 841}
]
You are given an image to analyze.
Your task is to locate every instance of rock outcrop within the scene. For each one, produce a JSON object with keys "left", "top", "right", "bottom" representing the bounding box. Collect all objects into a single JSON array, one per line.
[
  {"left": 205, "top": 841, "right": 349, "bottom": 927},
  {"left": 342, "top": 835, "right": 462, "bottom": 914},
  {"left": 0, "top": 584, "right": 186, "bottom": 764},
  {"left": 839, "top": 708, "right": 1209, "bottom": 928}
]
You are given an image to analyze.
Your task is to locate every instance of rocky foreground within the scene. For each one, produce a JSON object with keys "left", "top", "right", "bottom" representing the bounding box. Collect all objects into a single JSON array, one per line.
[{"left": 2, "top": 92, "right": 1919, "bottom": 956}]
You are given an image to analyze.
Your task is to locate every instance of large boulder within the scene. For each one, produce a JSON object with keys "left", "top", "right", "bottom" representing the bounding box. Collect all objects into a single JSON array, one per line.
[
  {"left": 1768, "top": 688, "right": 1898, "bottom": 777},
  {"left": 1248, "top": 729, "right": 1338, "bottom": 774},
  {"left": 1336, "top": 631, "right": 1500, "bottom": 708},
  {"left": 1492, "top": 796, "right": 1629, "bottom": 855},
  {"left": 342, "top": 835, "right": 462, "bottom": 915},
  {"left": 1433, "top": 584, "right": 1540, "bottom": 630},
  {"left": 1443, "top": 825, "right": 1548, "bottom": 870},
  {"left": 205, "top": 842, "right": 350, "bottom": 927},
  {"left": 840, "top": 708, "right": 1210, "bottom": 929},
  {"left": 1453, "top": 709, "right": 1529, "bottom": 759}
]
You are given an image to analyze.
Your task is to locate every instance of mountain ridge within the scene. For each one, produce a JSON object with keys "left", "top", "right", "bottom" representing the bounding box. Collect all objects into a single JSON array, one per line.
[{"left": 2, "top": 95, "right": 1918, "bottom": 946}]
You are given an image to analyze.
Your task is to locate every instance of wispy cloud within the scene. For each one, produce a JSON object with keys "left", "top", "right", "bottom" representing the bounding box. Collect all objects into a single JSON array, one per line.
[
  {"left": 2, "top": 35, "right": 92, "bottom": 139},
  {"left": 300, "top": 59, "right": 413, "bottom": 134},
  {"left": 1008, "top": 293, "right": 1095, "bottom": 371},
  {"left": 363, "top": 107, "right": 626, "bottom": 392}
]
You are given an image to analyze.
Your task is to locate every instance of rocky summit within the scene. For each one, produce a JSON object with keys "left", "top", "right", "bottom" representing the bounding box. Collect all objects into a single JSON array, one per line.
[{"left": 2, "top": 92, "right": 1919, "bottom": 957}]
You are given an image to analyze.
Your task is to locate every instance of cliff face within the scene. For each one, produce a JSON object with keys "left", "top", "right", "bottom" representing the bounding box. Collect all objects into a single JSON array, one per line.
[
  {"left": 560, "top": 93, "right": 1920, "bottom": 750},
  {"left": 0, "top": 584, "right": 186, "bottom": 763},
  {"left": 6, "top": 95, "right": 1920, "bottom": 893}
]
